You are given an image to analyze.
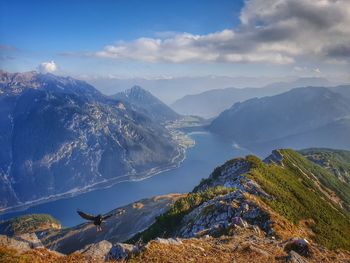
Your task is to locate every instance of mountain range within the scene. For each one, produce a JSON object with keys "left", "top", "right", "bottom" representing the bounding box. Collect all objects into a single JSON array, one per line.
[
  {"left": 0, "top": 71, "right": 182, "bottom": 211},
  {"left": 209, "top": 86, "right": 350, "bottom": 155},
  {"left": 171, "top": 78, "right": 333, "bottom": 118}
]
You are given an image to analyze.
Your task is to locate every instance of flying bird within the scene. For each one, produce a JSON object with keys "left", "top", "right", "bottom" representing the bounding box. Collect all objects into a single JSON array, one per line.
[{"left": 77, "top": 210, "right": 113, "bottom": 232}]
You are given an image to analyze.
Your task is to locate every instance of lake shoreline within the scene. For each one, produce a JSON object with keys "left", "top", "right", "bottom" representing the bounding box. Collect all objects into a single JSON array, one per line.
[{"left": 0, "top": 143, "right": 189, "bottom": 216}]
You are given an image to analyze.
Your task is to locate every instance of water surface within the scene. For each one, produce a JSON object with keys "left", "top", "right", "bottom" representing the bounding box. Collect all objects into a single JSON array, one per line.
[{"left": 0, "top": 132, "right": 252, "bottom": 227}]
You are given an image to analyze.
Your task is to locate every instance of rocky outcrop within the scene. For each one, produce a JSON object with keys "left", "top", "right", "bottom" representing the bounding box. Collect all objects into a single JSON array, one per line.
[
  {"left": 0, "top": 233, "right": 44, "bottom": 252},
  {"left": 78, "top": 240, "right": 113, "bottom": 261},
  {"left": 177, "top": 190, "right": 272, "bottom": 238},
  {"left": 78, "top": 240, "right": 139, "bottom": 261},
  {"left": 111, "top": 242, "right": 139, "bottom": 260},
  {"left": 193, "top": 158, "right": 270, "bottom": 198}
]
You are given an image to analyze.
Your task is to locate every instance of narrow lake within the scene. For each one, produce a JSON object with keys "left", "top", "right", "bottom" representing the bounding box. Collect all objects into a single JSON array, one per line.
[{"left": 0, "top": 132, "right": 253, "bottom": 227}]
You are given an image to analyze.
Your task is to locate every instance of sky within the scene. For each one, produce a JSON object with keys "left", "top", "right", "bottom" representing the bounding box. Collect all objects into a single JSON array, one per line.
[{"left": 0, "top": 0, "right": 349, "bottom": 82}]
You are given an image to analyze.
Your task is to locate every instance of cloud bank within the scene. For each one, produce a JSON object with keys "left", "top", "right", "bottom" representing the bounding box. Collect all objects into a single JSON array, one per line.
[
  {"left": 93, "top": 0, "right": 350, "bottom": 65},
  {"left": 38, "top": 61, "right": 57, "bottom": 73}
]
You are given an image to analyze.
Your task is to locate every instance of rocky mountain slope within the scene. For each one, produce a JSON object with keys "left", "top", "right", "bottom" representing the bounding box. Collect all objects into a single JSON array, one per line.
[
  {"left": 111, "top": 86, "right": 180, "bottom": 122},
  {"left": 209, "top": 87, "right": 350, "bottom": 155},
  {"left": 133, "top": 149, "right": 350, "bottom": 248},
  {"left": 1, "top": 148, "right": 350, "bottom": 262},
  {"left": 0, "top": 71, "right": 181, "bottom": 211},
  {"left": 171, "top": 78, "right": 333, "bottom": 118}
]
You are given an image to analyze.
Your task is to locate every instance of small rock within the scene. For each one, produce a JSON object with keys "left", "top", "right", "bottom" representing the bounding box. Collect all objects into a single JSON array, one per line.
[
  {"left": 154, "top": 237, "right": 183, "bottom": 245},
  {"left": 286, "top": 250, "right": 309, "bottom": 263}
]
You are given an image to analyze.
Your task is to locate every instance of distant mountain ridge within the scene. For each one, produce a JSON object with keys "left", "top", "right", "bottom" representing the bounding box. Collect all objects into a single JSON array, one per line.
[
  {"left": 209, "top": 86, "right": 350, "bottom": 155},
  {"left": 0, "top": 71, "right": 181, "bottom": 211},
  {"left": 172, "top": 78, "right": 335, "bottom": 118},
  {"left": 111, "top": 85, "right": 180, "bottom": 122}
]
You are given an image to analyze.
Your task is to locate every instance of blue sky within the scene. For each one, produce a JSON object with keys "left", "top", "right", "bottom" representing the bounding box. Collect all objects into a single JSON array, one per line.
[
  {"left": 1, "top": 0, "right": 349, "bottom": 81},
  {"left": 0, "top": 0, "right": 243, "bottom": 51}
]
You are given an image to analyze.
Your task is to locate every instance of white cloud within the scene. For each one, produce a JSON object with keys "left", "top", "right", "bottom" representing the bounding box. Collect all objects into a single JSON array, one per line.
[
  {"left": 38, "top": 61, "right": 57, "bottom": 73},
  {"left": 90, "top": 0, "right": 350, "bottom": 65},
  {"left": 313, "top": 68, "right": 321, "bottom": 74}
]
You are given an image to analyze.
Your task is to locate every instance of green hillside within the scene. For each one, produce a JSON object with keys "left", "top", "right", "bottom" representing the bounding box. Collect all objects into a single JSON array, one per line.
[
  {"left": 0, "top": 214, "right": 61, "bottom": 236},
  {"left": 247, "top": 149, "right": 350, "bottom": 250},
  {"left": 300, "top": 148, "right": 350, "bottom": 184}
]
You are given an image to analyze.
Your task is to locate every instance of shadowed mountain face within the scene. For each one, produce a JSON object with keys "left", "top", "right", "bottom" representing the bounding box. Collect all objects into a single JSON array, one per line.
[
  {"left": 0, "top": 71, "right": 180, "bottom": 211},
  {"left": 209, "top": 86, "right": 350, "bottom": 155},
  {"left": 171, "top": 78, "right": 333, "bottom": 118},
  {"left": 111, "top": 86, "right": 180, "bottom": 123}
]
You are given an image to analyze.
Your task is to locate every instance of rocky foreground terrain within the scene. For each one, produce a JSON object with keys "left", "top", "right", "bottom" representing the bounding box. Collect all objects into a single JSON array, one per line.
[{"left": 1, "top": 148, "right": 350, "bottom": 262}]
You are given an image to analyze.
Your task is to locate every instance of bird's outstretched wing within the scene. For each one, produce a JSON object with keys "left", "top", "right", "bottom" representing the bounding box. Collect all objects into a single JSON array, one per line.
[
  {"left": 102, "top": 214, "right": 113, "bottom": 220},
  {"left": 77, "top": 210, "right": 95, "bottom": 221}
]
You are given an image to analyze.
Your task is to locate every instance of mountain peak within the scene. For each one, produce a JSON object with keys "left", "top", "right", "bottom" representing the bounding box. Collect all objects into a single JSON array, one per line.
[{"left": 112, "top": 86, "right": 179, "bottom": 122}]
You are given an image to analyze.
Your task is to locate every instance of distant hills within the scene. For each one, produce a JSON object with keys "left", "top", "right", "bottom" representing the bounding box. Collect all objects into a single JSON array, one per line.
[
  {"left": 0, "top": 71, "right": 181, "bottom": 211},
  {"left": 89, "top": 75, "right": 304, "bottom": 104},
  {"left": 111, "top": 85, "right": 180, "bottom": 122},
  {"left": 172, "top": 78, "right": 333, "bottom": 118},
  {"left": 209, "top": 86, "right": 350, "bottom": 155}
]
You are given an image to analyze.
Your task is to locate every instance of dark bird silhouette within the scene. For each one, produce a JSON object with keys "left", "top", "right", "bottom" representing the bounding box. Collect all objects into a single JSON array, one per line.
[{"left": 77, "top": 210, "right": 113, "bottom": 232}]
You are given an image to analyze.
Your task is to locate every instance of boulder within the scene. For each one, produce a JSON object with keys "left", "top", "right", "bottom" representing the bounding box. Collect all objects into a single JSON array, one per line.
[
  {"left": 78, "top": 240, "right": 139, "bottom": 261},
  {"left": 109, "top": 243, "right": 139, "bottom": 260},
  {"left": 78, "top": 240, "right": 113, "bottom": 261},
  {"left": 284, "top": 238, "right": 311, "bottom": 257}
]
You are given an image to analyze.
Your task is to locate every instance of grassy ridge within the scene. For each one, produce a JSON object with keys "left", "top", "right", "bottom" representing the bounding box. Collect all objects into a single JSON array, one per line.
[
  {"left": 300, "top": 148, "right": 350, "bottom": 184},
  {"left": 246, "top": 150, "right": 350, "bottom": 250}
]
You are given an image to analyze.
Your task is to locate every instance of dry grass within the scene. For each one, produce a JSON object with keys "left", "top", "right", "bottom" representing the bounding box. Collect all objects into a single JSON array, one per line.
[
  {"left": 2, "top": 229, "right": 350, "bottom": 263},
  {"left": 244, "top": 193, "right": 314, "bottom": 240},
  {"left": 129, "top": 230, "right": 350, "bottom": 263},
  {"left": 0, "top": 246, "right": 87, "bottom": 263},
  {"left": 152, "top": 193, "right": 186, "bottom": 202}
]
